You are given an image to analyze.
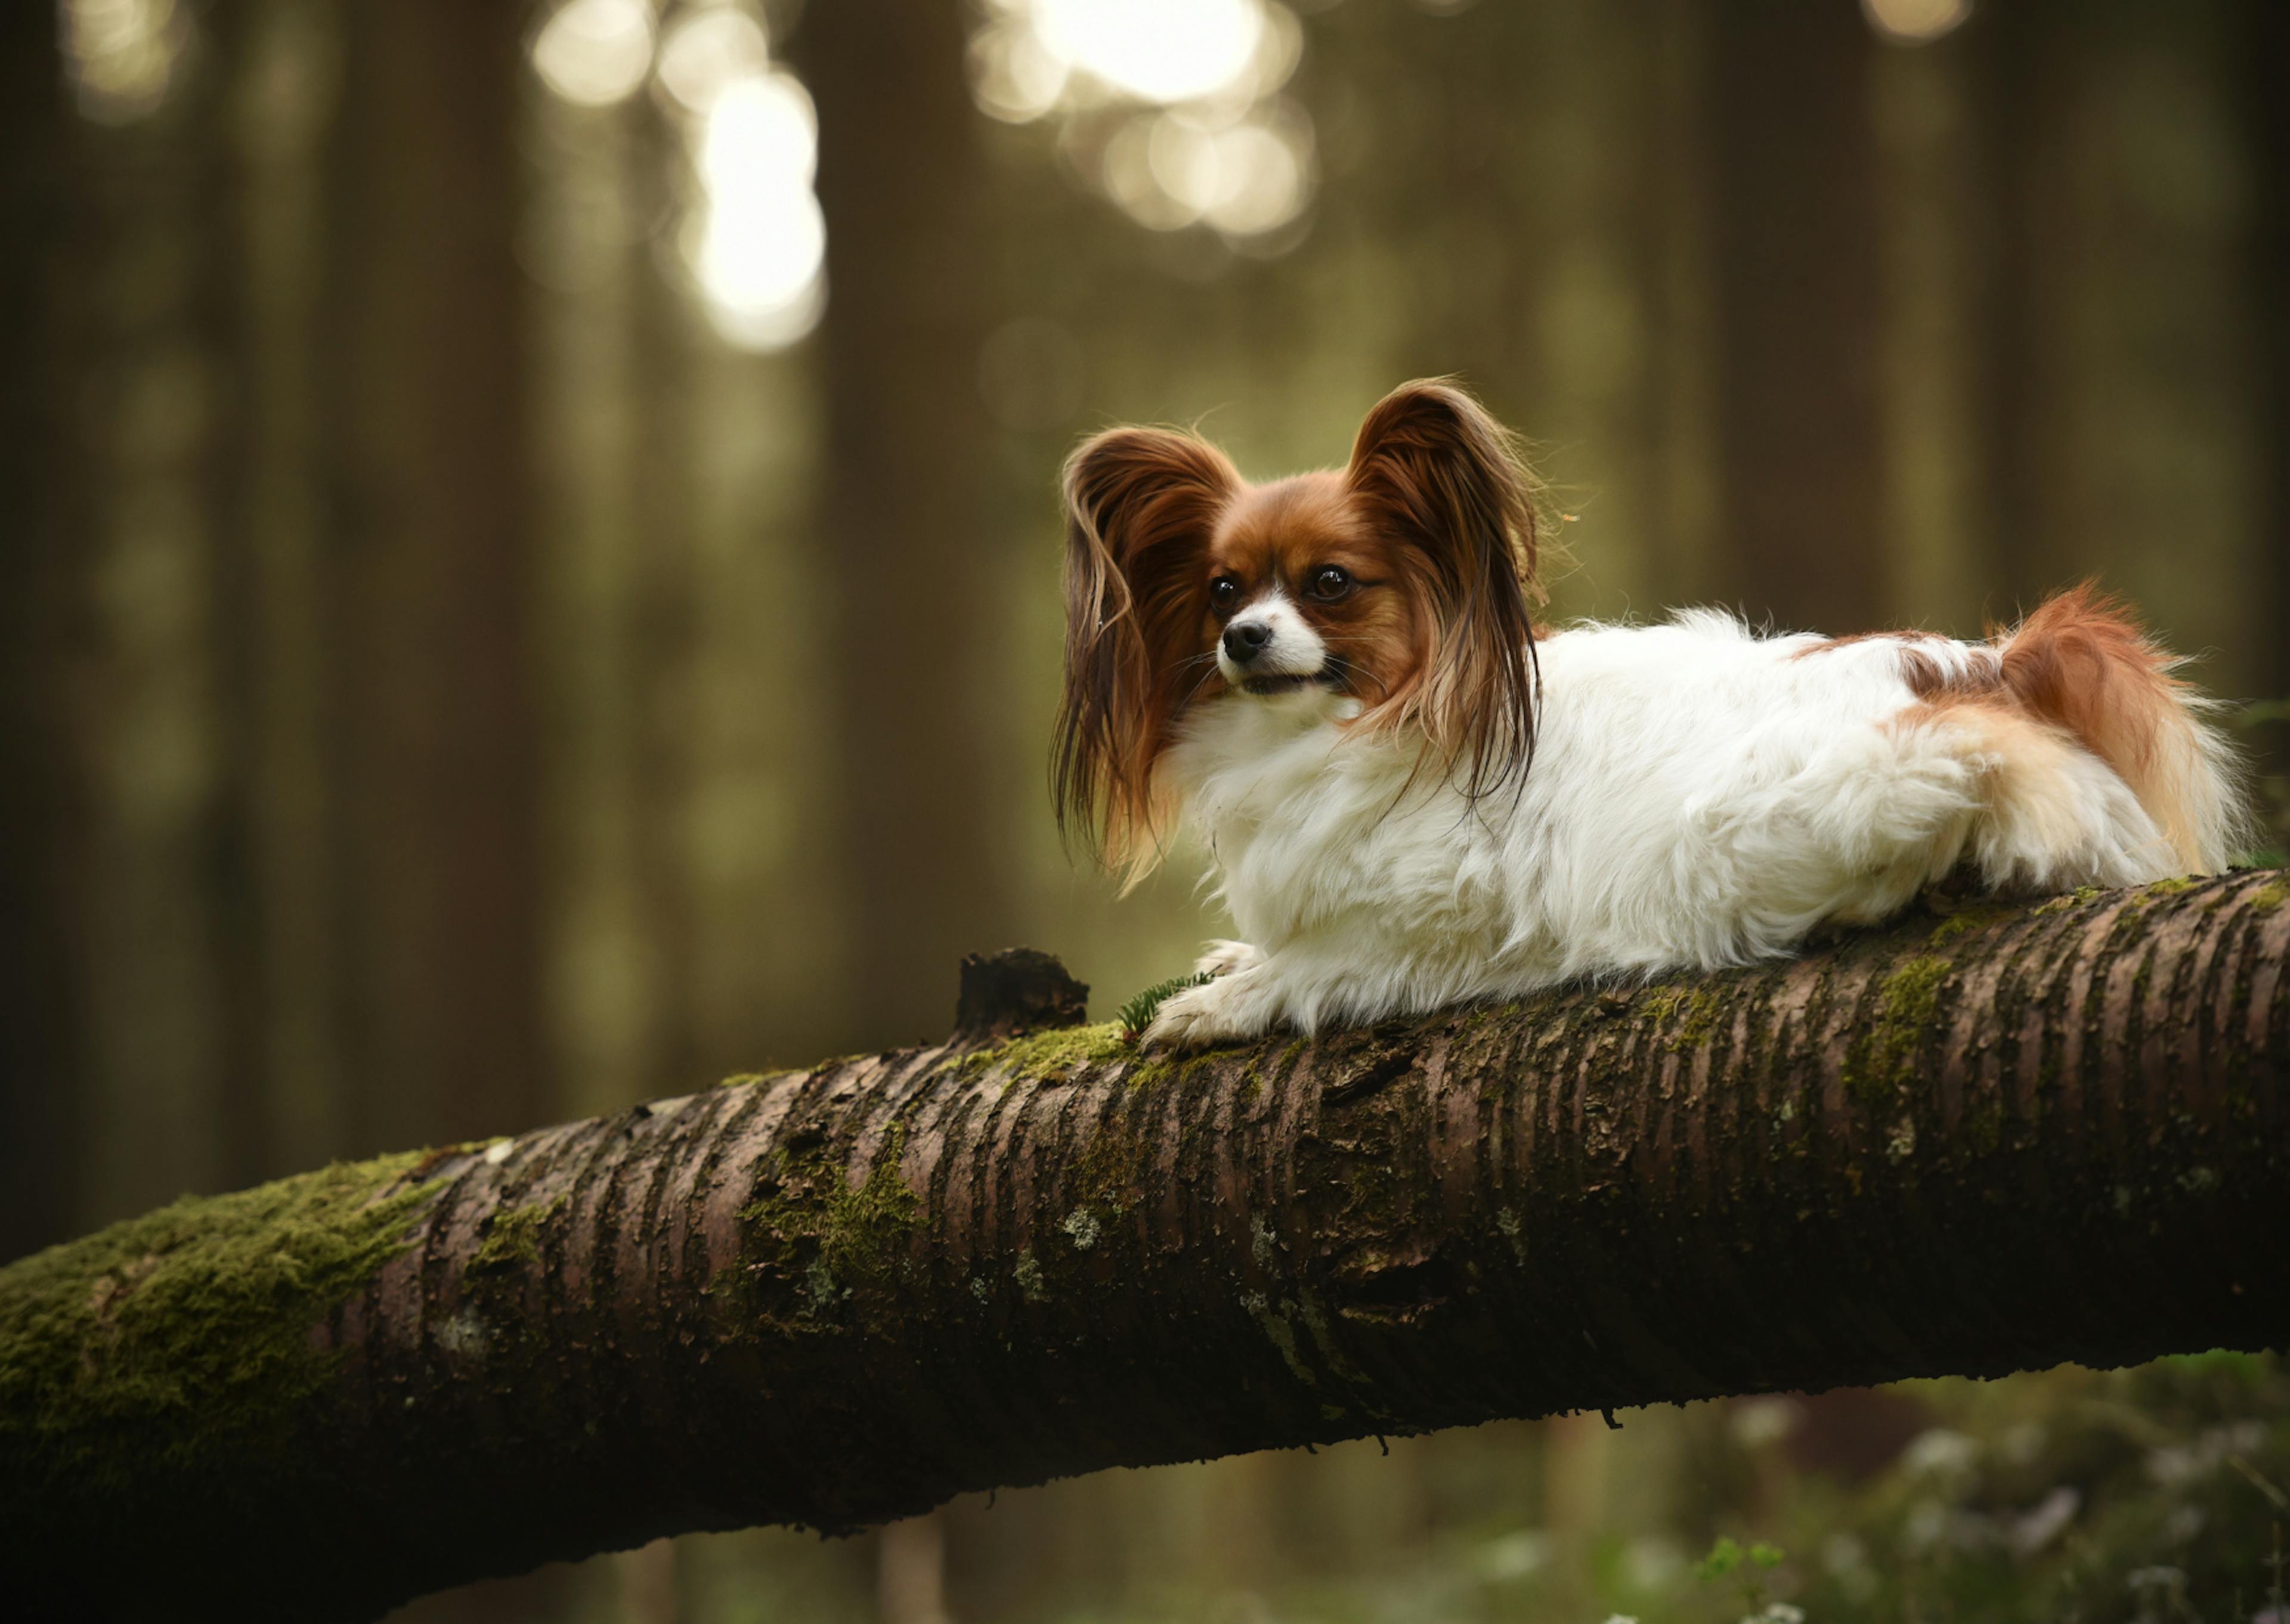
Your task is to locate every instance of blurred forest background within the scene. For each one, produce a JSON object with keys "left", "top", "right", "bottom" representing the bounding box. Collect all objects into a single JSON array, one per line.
[{"left": 4, "top": 0, "right": 2288, "bottom": 1620}]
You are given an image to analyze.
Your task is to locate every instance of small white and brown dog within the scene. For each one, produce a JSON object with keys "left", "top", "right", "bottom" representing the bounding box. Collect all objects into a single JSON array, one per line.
[{"left": 1053, "top": 379, "right": 2251, "bottom": 1052}]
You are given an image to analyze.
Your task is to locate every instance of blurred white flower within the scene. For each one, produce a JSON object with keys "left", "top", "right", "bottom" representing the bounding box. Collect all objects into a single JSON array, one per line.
[
  {"left": 1901, "top": 1427, "right": 1978, "bottom": 1478},
  {"left": 2008, "top": 1486, "right": 2079, "bottom": 1555},
  {"left": 1621, "top": 1536, "right": 1685, "bottom": 1591},
  {"left": 1730, "top": 1396, "right": 1802, "bottom": 1449},
  {"left": 1902, "top": 1498, "right": 1948, "bottom": 1553},
  {"left": 1473, "top": 1530, "right": 1550, "bottom": 1582}
]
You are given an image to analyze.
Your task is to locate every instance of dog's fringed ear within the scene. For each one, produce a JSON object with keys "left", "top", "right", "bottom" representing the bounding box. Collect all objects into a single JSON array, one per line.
[
  {"left": 1347, "top": 379, "right": 1543, "bottom": 800},
  {"left": 1053, "top": 425, "right": 1239, "bottom": 875}
]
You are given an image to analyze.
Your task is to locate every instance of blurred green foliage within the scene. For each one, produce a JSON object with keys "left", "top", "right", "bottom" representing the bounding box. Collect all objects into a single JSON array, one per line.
[{"left": 825, "top": 1356, "right": 2290, "bottom": 1624}]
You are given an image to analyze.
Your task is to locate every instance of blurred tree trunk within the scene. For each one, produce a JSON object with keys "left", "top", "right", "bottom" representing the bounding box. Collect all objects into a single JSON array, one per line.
[
  {"left": 197, "top": 0, "right": 274, "bottom": 1198},
  {"left": 5, "top": 873, "right": 2286, "bottom": 1623},
  {"left": 1868, "top": 24, "right": 1999, "bottom": 633},
  {"left": 625, "top": 140, "right": 700, "bottom": 1100},
  {"left": 320, "top": 0, "right": 546, "bottom": 1154},
  {"left": 1965, "top": 0, "right": 2050, "bottom": 615},
  {"left": 72, "top": 14, "right": 237, "bottom": 1228},
  {"left": 1982, "top": 0, "right": 2259, "bottom": 689},
  {"left": 209, "top": 0, "right": 349, "bottom": 1185},
  {"left": 1707, "top": 2, "right": 1884, "bottom": 632},
  {"left": 1648, "top": 0, "right": 1723, "bottom": 609},
  {"left": 2254, "top": 0, "right": 2290, "bottom": 820},
  {"left": 802, "top": 0, "right": 1016, "bottom": 1049},
  {"left": 531, "top": 86, "right": 698, "bottom": 1126},
  {"left": 0, "top": 2, "right": 82, "bottom": 1263}
]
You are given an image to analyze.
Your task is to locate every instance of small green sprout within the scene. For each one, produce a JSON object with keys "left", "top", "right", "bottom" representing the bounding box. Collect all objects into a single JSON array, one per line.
[
  {"left": 1697, "top": 1536, "right": 1789, "bottom": 1615},
  {"left": 1116, "top": 971, "right": 1214, "bottom": 1040}
]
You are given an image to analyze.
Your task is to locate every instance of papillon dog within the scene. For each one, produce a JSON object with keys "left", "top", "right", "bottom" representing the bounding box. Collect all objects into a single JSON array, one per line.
[{"left": 1054, "top": 380, "right": 2251, "bottom": 1052}]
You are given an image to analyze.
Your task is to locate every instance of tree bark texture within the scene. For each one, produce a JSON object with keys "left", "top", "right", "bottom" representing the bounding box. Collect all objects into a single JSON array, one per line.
[{"left": 5, "top": 872, "right": 2289, "bottom": 1622}]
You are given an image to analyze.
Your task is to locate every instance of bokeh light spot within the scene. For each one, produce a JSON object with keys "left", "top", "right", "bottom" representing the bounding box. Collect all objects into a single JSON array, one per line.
[
  {"left": 62, "top": 0, "right": 191, "bottom": 124},
  {"left": 1103, "top": 116, "right": 1203, "bottom": 231},
  {"left": 968, "top": 21, "right": 1072, "bottom": 125},
  {"left": 971, "top": 1, "right": 1317, "bottom": 250},
  {"left": 698, "top": 71, "right": 818, "bottom": 191},
  {"left": 1861, "top": 0, "right": 1975, "bottom": 44},
  {"left": 656, "top": 5, "right": 772, "bottom": 116},
  {"left": 1201, "top": 119, "right": 1310, "bottom": 237},
  {"left": 531, "top": 0, "right": 657, "bottom": 110},
  {"left": 1035, "top": 0, "right": 1265, "bottom": 106},
  {"left": 685, "top": 70, "right": 825, "bottom": 351}
]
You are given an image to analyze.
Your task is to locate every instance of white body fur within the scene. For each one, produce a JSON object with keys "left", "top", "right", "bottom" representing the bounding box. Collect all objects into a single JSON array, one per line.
[{"left": 1143, "top": 609, "right": 2239, "bottom": 1049}]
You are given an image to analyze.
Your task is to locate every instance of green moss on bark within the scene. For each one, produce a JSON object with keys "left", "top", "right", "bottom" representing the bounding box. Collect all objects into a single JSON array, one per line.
[
  {"left": 1071, "top": 1114, "right": 1146, "bottom": 1214},
  {"left": 1644, "top": 985, "right": 1722, "bottom": 1050},
  {"left": 957, "top": 1021, "right": 1130, "bottom": 1086},
  {"left": 0, "top": 1151, "right": 435, "bottom": 1484},
  {"left": 471, "top": 1192, "right": 568, "bottom": 1273},
  {"left": 717, "top": 1069, "right": 798, "bottom": 1091},
  {"left": 1842, "top": 955, "right": 1952, "bottom": 1105},
  {"left": 738, "top": 1124, "right": 922, "bottom": 1317},
  {"left": 1927, "top": 904, "right": 2012, "bottom": 946}
]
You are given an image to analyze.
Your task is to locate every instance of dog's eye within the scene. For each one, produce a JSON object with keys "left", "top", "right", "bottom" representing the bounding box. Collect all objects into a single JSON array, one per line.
[
  {"left": 1209, "top": 577, "right": 1240, "bottom": 613},
  {"left": 1308, "top": 565, "right": 1351, "bottom": 601}
]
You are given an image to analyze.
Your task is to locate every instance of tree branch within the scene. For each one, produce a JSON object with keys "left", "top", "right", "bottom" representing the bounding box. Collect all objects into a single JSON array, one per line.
[{"left": 6, "top": 873, "right": 2288, "bottom": 1622}]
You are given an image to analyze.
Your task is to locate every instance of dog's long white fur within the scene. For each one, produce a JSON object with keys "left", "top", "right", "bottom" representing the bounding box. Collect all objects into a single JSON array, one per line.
[{"left": 1141, "top": 609, "right": 2244, "bottom": 1050}]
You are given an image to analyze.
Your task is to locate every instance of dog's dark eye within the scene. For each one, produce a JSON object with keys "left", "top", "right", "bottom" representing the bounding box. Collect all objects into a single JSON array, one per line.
[
  {"left": 1308, "top": 565, "right": 1351, "bottom": 602},
  {"left": 1209, "top": 577, "right": 1240, "bottom": 613}
]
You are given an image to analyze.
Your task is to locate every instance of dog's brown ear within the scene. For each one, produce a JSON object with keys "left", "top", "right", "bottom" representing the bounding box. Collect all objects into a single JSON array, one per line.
[
  {"left": 1053, "top": 425, "right": 1239, "bottom": 874},
  {"left": 1347, "top": 379, "right": 1542, "bottom": 799}
]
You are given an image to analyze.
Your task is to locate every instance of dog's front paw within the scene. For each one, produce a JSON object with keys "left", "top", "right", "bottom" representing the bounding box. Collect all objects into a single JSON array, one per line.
[
  {"left": 1140, "top": 974, "right": 1264, "bottom": 1053},
  {"left": 1192, "top": 938, "right": 1262, "bottom": 978}
]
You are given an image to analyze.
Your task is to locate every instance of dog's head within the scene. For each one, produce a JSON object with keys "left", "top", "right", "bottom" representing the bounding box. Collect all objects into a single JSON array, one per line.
[{"left": 1053, "top": 379, "right": 1543, "bottom": 875}]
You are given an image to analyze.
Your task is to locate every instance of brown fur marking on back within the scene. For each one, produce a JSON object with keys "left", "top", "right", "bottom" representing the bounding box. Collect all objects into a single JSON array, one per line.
[
  {"left": 1793, "top": 626, "right": 2004, "bottom": 701},
  {"left": 1960, "top": 581, "right": 2239, "bottom": 872},
  {"left": 1991, "top": 582, "right": 2185, "bottom": 833},
  {"left": 1826, "top": 585, "right": 2235, "bottom": 872}
]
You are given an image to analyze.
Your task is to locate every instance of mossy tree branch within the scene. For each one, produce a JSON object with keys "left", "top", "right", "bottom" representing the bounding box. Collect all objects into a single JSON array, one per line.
[{"left": 6, "top": 873, "right": 2289, "bottom": 1622}]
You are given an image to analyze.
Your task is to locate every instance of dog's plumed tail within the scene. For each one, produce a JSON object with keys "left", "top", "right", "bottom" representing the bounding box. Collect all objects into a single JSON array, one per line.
[{"left": 1992, "top": 584, "right": 2251, "bottom": 874}]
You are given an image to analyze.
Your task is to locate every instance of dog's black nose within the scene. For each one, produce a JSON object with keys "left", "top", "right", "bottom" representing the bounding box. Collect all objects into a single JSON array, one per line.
[{"left": 1223, "top": 621, "right": 1272, "bottom": 663}]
